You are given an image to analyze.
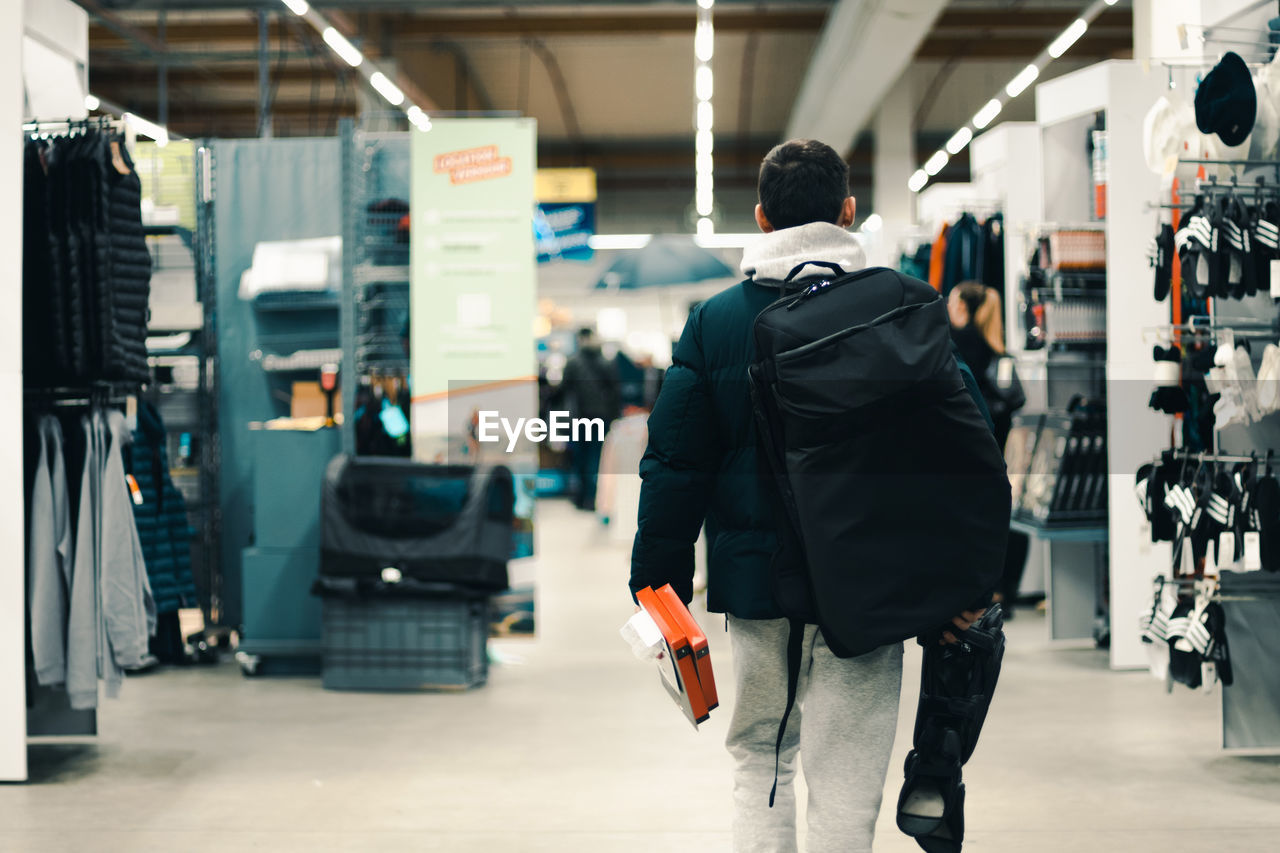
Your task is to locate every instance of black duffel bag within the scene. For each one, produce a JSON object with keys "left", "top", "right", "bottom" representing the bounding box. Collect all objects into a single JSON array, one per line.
[{"left": 321, "top": 455, "right": 515, "bottom": 594}]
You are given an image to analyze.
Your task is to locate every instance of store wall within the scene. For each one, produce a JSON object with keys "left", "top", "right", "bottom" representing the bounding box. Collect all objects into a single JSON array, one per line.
[{"left": 212, "top": 138, "right": 342, "bottom": 628}]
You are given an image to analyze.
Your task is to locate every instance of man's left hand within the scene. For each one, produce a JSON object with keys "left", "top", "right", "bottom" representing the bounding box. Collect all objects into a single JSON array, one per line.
[{"left": 940, "top": 609, "right": 986, "bottom": 645}]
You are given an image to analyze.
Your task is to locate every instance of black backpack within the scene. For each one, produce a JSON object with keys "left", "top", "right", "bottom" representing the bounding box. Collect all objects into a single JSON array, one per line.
[{"left": 748, "top": 263, "right": 1011, "bottom": 657}]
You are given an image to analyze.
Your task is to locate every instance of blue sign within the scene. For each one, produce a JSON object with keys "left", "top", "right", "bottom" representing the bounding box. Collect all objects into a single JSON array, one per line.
[{"left": 535, "top": 202, "right": 595, "bottom": 263}]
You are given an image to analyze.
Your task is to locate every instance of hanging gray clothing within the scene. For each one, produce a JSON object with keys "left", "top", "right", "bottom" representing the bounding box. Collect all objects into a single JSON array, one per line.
[
  {"left": 67, "top": 414, "right": 101, "bottom": 710},
  {"left": 28, "top": 415, "right": 72, "bottom": 686},
  {"left": 99, "top": 409, "right": 156, "bottom": 698}
]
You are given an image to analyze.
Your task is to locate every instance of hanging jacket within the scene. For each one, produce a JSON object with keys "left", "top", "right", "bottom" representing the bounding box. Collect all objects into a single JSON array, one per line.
[
  {"left": 982, "top": 213, "right": 1006, "bottom": 297},
  {"left": 28, "top": 415, "right": 73, "bottom": 686},
  {"left": 103, "top": 140, "right": 152, "bottom": 381},
  {"left": 66, "top": 414, "right": 101, "bottom": 710},
  {"left": 928, "top": 222, "right": 949, "bottom": 291},
  {"left": 129, "top": 400, "right": 198, "bottom": 615},
  {"left": 941, "top": 212, "right": 984, "bottom": 296},
  {"left": 99, "top": 409, "right": 156, "bottom": 689}
]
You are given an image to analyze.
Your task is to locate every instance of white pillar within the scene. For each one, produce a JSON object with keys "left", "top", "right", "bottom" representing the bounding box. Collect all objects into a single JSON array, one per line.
[
  {"left": 1, "top": 0, "right": 28, "bottom": 782},
  {"left": 871, "top": 71, "right": 915, "bottom": 267},
  {"left": 873, "top": 71, "right": 915, "bottom": 228}
]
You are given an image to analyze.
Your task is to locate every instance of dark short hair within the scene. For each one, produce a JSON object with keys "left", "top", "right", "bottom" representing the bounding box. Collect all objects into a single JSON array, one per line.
[
  {"left": 757, "top": 139, "right": 849, "bottom": 230},
  {"left": 576, "top": 327, "right": 594, "bottom": 340}
]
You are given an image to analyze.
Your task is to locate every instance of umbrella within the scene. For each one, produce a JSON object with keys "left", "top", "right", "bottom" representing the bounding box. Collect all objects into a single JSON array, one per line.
[{"left": 594, "top": 235, "right": 735, "bottom": 290}]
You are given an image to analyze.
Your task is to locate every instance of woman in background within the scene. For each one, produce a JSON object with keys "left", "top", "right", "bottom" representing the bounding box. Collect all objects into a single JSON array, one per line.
[{"left": 948, "top": 281, "right": 1028, "bottom": 617}]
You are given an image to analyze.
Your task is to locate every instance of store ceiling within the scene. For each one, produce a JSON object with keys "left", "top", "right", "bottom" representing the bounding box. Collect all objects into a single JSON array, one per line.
[{"left": 81, "top": 0, "right": 1134, "bottom": 192}]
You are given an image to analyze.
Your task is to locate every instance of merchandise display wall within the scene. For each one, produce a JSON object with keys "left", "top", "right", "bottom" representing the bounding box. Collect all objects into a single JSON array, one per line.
[
  {"left": 210, "top": 137, "right": 343, "bottom": 629},
  {"left": 1036, "top": 61, "right": 1171, "bottom": 668}
]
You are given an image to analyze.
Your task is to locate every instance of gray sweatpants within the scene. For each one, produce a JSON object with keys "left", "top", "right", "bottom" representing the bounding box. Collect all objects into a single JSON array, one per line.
[{"left": 726, "top": 616, "right": 903, "bottom": 853}]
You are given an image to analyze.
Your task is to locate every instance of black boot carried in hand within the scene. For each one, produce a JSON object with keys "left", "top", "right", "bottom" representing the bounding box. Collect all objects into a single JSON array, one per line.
[{"left": 897, "top": 604, "right": 1006, "bottom": 852}]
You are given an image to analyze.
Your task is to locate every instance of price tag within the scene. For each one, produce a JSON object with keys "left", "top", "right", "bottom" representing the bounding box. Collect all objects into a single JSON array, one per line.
[
  {"left": 125, "top": 474, "right": 143, "bottom": 506},
  {"left": 1201, "top": 662, "right": 1217, "bottom": 694},
  {"left": 1271, "top": 260, "right": 1280, "bottom": 298},
  {"left": 1219, "top": 531, "right": 1236, "bottom": 565},
  {"left": 1244, "top": 531, "right": 1262, "bottom": 571}
]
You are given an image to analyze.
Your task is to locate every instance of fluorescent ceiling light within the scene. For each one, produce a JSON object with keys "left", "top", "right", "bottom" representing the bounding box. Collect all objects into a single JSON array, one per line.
[
  {"left": 280, "top": 0, "right": 309, "bottom": 14},
  {"left": 696, "top": 152, "right": 714, "bottom": 177},
  {"left": 322, "top": 27, "right": 363, "bottom": 68},
  {"left": 695, "top": 65, "right": 714, "bottom": 102},
  {"left": 124, "top": 112, "right": 169, "bottom": 147},
  {"left": 945, "top": 127, "right": 973, "bottom": 155},
  {"left": 694, "top": 21, "right": 714, "bottom": 62},
  {"left": 1104, "top": 0, "right": 1118, "bottom": 4},
  {"left": 923, "top": 150, "right": 948, "bottom": 176},
  {"left": 369, "top": 71, "right": 405, "bottom": 106},
  {"left": 696, "top": 129, "right": 714, "bottom": 155},
  {"left": 860, "top": 213, "right": 883, "bottom": 233},
  {"left": 406, "top": 105, "right": 432, "bottom": 132},
  {"left": 697, "top": 0, "right": 715, "bottom": 9},
  {"left": 695, "top": 232, "right": 757, "bottom": 249},
  {"left": 696, "top": 100, "right": 713, "bottom": 131},
  {"left": 696, "top": 188, "right": 714, "bottom": 217},
  {"left": 84, "top": 94, "right": 100, "bottom": 111},
  {"left": 1005, "top": 64, "right": 1040, "bottom": 98},
  {"left": 972, "top": 98, "right": 1003, "bottom": 130},
  {"left": 908, "top": 169, "right": 929, "bottom": 192},
  {"left": 589, "top": 234, "right": 652, "bottom": 250},
  {"left": 697, "top": 217, "right": 715, "bottom": 238},
  {"left": 1048, "top": 18, "right": 1088, "bottom": 58}
]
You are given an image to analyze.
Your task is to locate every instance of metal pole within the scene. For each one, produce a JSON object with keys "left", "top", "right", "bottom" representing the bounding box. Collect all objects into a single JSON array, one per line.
[
  {"left": 157, "top": 11, "right": 168, "bottom": 127},
  {"left": 257, "top": 10, "right": 272, "bottom": 137},
  {"left": 339, "top": 119, "right": 357, "bottom": 456}
]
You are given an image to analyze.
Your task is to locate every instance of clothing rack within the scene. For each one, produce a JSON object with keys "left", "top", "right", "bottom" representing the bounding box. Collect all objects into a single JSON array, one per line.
[
  {"left": 22, "top": 116, "right": 123, "bottom": 137},
  {"left": 25, "top": 383, "right": 139, "bottom": 407},
  {"left": 1179, "top": 157, "right": 1280, "bottom": 185},
  {"left": 1158, "top": 448, "right": 1263, "bottom": 466}
]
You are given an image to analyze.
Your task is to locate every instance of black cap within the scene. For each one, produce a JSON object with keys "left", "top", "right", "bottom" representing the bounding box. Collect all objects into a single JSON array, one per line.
[{"left": 1195, "top": 51, "right": 1257, "bottom": 147}]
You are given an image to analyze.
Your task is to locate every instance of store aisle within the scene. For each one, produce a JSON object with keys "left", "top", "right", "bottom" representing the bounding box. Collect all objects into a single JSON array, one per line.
[{"left": 2, "top": 500, "right": 1279, "bottom": 852}]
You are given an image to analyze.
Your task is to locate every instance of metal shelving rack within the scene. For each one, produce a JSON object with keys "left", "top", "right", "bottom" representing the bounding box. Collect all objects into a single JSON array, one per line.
[
  {"left": 194, "top": 144, "right": 225, "bottom": 630},
  {"left": 340, "top": 119, "right": 412, "bottom": 456}
]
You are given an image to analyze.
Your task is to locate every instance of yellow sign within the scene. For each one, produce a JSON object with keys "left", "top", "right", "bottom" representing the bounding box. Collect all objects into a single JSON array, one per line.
[{"left": 535, "top": 168, "right": 597, "bottom": 203}]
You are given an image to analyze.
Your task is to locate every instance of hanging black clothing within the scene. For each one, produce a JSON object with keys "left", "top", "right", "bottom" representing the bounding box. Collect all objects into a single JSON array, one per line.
[
  {"left": 981, "top": 213, "right": 1005, "bottom": 299},
  {"left": 129, "top": 400, "right": 198, "bottom": 615},
  {"left": 941, "top": 212, "right": 985, "bottom": 296},
  {"left": 21, "top": 129, "right": 151, "bottom": 386}
]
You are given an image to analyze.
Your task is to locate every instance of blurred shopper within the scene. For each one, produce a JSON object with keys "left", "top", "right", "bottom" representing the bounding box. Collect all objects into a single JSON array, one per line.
[
  {"left": 948, "top": 281, "right": 1029, "bottom": 617},
  {"left": 560, "top": 327, "right": 620, "bottom": 511},
  {"left": 630, "top": 139, "right": 985, "bottom": 853}
]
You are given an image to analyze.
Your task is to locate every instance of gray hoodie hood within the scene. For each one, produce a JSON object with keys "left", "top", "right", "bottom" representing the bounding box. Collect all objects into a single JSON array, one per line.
[{"left": 740, "top": 221, "right": 867, "bottom": 286}]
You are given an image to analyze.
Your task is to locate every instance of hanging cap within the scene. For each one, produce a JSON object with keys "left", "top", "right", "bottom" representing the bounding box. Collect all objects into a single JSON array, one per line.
[{"left": 1196, "top": 51, "right": 1258, "bottom": 147}]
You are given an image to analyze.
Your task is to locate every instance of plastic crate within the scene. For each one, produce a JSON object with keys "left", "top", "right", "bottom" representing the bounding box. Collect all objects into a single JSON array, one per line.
[{"left": 321, "top": 596, "right": 489, "bottom": 691}]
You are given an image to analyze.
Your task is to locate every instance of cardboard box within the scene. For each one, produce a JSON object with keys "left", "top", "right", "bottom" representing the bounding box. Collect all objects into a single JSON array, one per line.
[{"left": 291, "top": 382, "right": 342, "bottom": 420}]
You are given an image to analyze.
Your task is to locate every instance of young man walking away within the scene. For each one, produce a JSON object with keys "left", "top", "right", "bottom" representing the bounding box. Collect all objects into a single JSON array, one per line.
[{"left": 629, "top": 139, "right": 984, "bottom": 853}]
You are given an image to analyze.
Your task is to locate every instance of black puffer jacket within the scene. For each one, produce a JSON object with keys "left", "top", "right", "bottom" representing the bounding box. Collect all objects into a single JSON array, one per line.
[
  {"left": 630, "top": 223, "right": 992, "bottom": 619},
  {"left": 129, "top": 400, "right": 198, "bottom": 615}
]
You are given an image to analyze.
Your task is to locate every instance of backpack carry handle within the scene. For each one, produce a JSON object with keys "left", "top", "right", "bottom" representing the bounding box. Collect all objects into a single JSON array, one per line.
[{"left": 783, "top": 260, "right": 846, "bottom": 283}]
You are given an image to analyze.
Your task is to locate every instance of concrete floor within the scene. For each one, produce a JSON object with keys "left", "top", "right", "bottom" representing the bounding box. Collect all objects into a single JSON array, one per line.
[{"left": 3, "top": 499, "right": 1279, "bottom": 852}]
